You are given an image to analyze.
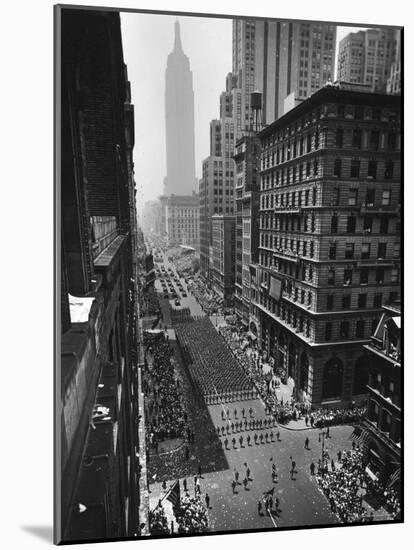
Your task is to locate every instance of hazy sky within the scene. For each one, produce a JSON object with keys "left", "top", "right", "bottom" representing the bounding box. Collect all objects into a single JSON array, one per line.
[{"left": 121, "top": 14, "right": 369, "bottom": 206}]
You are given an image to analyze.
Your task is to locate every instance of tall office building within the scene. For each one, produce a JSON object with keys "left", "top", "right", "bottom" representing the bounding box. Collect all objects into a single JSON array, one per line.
[
  {"left": 232, "top": 20, "right": 337, "bottom": 130},
  {"left": 200, "top": 75, "right": 237, "bottom": 278},
  {"left": 164, "top": 21, "right": 196, "bottom": 196},
  {"left": 338, "top": 28, "right": 399, "bottom": 92}
]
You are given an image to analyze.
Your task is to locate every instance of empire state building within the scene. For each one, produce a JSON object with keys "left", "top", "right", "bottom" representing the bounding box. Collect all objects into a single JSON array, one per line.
[{"left": 164, "top": 21, "right": 196, "bottom": 196}]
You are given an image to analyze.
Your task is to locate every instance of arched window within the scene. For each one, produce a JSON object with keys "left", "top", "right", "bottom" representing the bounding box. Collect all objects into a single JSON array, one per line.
[{"left": 322, "top": 357, "right": 344, "bottom": 399}]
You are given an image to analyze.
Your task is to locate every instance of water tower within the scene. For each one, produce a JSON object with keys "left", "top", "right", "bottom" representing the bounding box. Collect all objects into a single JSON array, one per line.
[{"left": 250, "top": 90, "right": 263, "bottom": 133}]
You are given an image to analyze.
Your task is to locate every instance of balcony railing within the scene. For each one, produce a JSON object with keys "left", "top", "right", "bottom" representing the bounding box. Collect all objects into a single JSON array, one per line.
[
  {"left": 360, "top": 203, "right": 400, "bottom": 215},
  {"left": 272, "top": 248, "right": 301, "bottom": 263},
  {"left": 273, "top": 205, "right": 301, "bottom": 214}
]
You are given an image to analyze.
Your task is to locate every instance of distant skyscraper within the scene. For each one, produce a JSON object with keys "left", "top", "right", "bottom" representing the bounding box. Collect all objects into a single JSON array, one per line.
[
  {"left": 232, "top": 20, "right": 337, "bottom": 130},
  {"left": 164, "top": 21, "right": 196, "bottom": 196},
  {"left": 337, "top": 28, "right": 398, "bottom": 92}
]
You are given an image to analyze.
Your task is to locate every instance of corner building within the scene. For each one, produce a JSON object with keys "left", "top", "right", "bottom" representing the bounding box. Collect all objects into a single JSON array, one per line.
[{"left": 256, "top": 85, "right": 401, "bottom": 407}]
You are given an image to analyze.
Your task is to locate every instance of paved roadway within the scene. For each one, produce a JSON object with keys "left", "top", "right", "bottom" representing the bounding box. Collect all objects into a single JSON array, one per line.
[
  {"left": 150, "top": 390, "right": 355, "bottom": 532},
  {"left": 150, "top": 252, "right": 354, "bottom": 532}
]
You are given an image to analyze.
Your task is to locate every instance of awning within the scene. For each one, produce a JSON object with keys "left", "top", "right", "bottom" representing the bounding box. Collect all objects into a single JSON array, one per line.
[
  {"left": 365, "top": 466, "right": 378, "bottom": 481},
  {"left": 391, "top": 316, "right": 401, "bottom": 329}
]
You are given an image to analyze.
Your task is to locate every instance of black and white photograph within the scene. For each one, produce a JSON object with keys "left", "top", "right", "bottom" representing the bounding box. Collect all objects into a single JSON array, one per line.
[{"left": 54, "top": 2, "right": 403, "bottom": 545}]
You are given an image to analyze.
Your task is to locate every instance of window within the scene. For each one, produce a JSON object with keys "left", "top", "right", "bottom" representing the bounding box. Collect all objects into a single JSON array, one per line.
[
  {"left": 354, "top": 106, "right": 364, "bottom": 119},
  {"left": 384, "top": 161, "right": 394, "bottom": 179},
  {"left": 356, "top": 320, "right": 365, "bottom": 338},
  {"left": 336, "top": 128, "right": 343, "bottom": 147},
  {"left": 366, "top": 189, "right": 375, "bottom": 206},
  {"left": 358, "top": 294, "right": 367, "bottom": 308},
  {"left": 348, "top": 189, "right": 358, "bottom": 206},
  {"left": 376, "top": 267, "right": 385, "bottom": 284},
  {"left": 382, "top": 190, "right": 391, "bottom": 206},
  {"left": 363, "top": 216, "right": 373, "bottom": 233},
  {"left": 391, "top": 269, "right": 399, "bottom": 283},
  {"left": 334, "top": 159, "right": 342, "bottom": 177},
  {"left": 344, "top": 268, "right": 353, "bottom": 286},
  {"left": 389, "top": 291, "right": 398, "bottom": 303},
  {"left": 328, "top": 269, "right": 335, "bottom": 285},
  {"left": 373, "top": 293, "right": 382, "bottom": 307},
  {"left": 388, "top": 132, "right": 396, "bottom": 151},
  {"left": 331, "top": 213, "right": 338, "bottom": 233},
  {"left": 342, "top": 294, "right": 351, "bottom": 309},
  {"left": 360, "top": 268, "right": 369, "bottom": 285},
  {"left": 393, "top": 243, "right": 400, "bottom": 258},
  {"left": 327, "top": 294, "right": 334, "bottom": 310},
  {"left": 345, "top": 243, "right": 354, "bottom": 259},
  {"left": 350, "top": 159, "right": 360, "bottom": 178},
  {"left": 377, "top": 242, "right": 387, "bottom": 258},
  {"left": 340, "top": 321, "right": 349, "bottom": 339},
  {"left": 352, "top": 129, "right": 362, "bottom": 148},
  {"left": 325, "top": 322, "right": 332, "bottom": 340},
  {"left": 333, "top": 188, "right": 340, "bottom": 206},
  {"left": 367, "top": 160, "right": 377, "bottom": 179},
  {"left": 372, "top": 108, "right": 381, "bottom": 120},
  {"left": 370, "top": 130, "right": 380, "bottom": 151},
  {"left": 337, "top": 105, "right": 344, "bottom": 118},
  {"left": 329, "top": 242, "right": 336, "bottom": 259},
  {"left": 347, "top": 215, "right": 356, "bottom": 233},
  {"left": 361, "top": 243, "right": 370, "bottom": 259},
  {"left": 380, "top": 216, "right": 389, "bottom": 234}
]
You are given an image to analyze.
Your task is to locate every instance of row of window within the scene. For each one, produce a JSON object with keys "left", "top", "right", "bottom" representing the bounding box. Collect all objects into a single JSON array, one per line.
[
  {"left": 334, "top": 158, "right": 395, "bottom": 180},
  {"left": 326, "top": 290, "right": 399, "bottom": 311},
  {"left": 326, "top": 266, "right": 399, "bottom": 286},
  {"left": 261, "top": 106, "right": 398, "bottom": 150},
  {"left": 260, "top": 233, "right": 400, "bottom": 261},
  {"left": 331, "top": 213, "right": 392, "bottom": 235},
  {"left": 261, "top": 158, "right": 397, "bottom": 190},
  {"left": 263, "top": 128, "right": 397, "bottom": 171}
]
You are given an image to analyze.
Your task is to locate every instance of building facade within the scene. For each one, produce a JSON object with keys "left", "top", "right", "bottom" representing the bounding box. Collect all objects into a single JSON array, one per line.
[
  {"left": 59, "top": 9, "right": 141, "bottom": 542},
  {"left": 211, "top": 215, "right": 236, "bottom": 306},
  {"left": 165, "top": 194, "right": 200, "bottom": 249},
  {"left": 362, "top": 304, "right": 401, "bottom": 491},
  {"left": 199, "top": 76, "right": 237, "bottom": 279},
  {"left": 164, "top": 21, "right": 197, "bottom": 196},
  {"left": 338, "top": 28, "right": 400, "bottom": 93},
  {"left": 233, "top": 134, "right": 261, "bottom": 329},
  {"left": 256, "top": 84, "right": 401, "bottom": 407}
]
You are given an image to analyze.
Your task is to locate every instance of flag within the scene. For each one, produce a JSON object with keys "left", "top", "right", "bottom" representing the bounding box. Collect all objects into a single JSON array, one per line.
[
  {"left": 166, "top": 480, "right": 180, "bottom": 508},
  {"left": 387, "top": 468, "right": 401, "bottom": 489}
]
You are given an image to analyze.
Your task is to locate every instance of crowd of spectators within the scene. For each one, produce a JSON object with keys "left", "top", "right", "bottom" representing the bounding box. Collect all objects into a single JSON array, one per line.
[
  {"left": 149, "top": 502, "right": 170, "bottom": 535},
  {"left": 317, "top": 448, "right": 369, "bottom": 523},
  {"left": 316, "top": 447, "right": 401, "bottom": 523},
  {"left": 144, "top": 334, "right": 187, "bottom": 447},
  {"left": 175, "top": 496, "right": 209, "bottom": 534},
  {"left": 175, "top": 317, "right": 255, "bottom": 402}
]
